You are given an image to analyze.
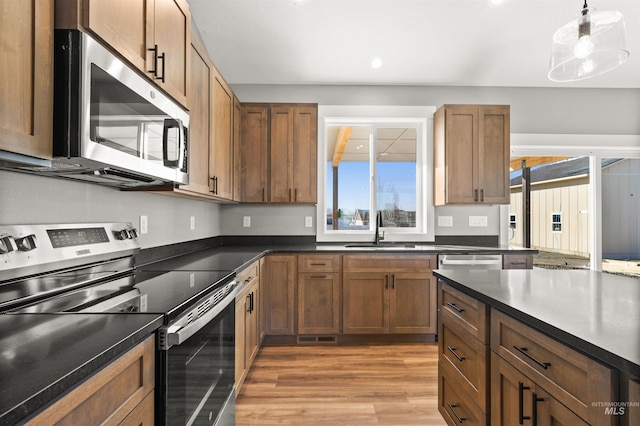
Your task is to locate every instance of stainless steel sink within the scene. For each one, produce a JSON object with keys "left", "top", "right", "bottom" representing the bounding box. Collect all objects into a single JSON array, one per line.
[{"left": 343, "top": 242, "right": 416, "bottom": 248}]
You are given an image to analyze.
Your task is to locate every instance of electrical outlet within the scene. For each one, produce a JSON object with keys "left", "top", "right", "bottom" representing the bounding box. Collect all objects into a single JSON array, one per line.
[
  {"left": 190, "top": 216, "right": 195, "bottom": 230},
  {"left": 243, "top": 216, "right": 251, "bottom": 227},
  {"left": 140, "top": 215, "right": 148, "bottom": 234},
  {"left": 438, "top": 216, "right": 453, "bottom": 227},
  {"left": 305, "top": 216, "right": 313, "bottom": 227},
  {"left": 469, "top": 216, "right": 488, "bottom": 227}
]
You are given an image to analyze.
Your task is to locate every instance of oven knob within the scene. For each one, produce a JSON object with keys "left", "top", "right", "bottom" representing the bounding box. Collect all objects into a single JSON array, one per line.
[
  {"left": 16, "top": 234, "right": 37, "bottom": 251},
  {"left": 0, "top": 235, "right": 17, "bottom": 254},
  {"left": 114, "top": 229, "right": 130, "bottom": 240}
]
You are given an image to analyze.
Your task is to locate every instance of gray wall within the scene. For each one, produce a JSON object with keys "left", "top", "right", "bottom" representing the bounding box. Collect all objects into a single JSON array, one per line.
[{"left": 0, "top": 171, "right": 222, "bottom": 249}]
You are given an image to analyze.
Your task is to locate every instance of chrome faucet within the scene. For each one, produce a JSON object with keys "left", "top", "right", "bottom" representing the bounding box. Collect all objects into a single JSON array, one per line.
[{"left": 374, "top": 211, "right": 384, "bottom": 245}]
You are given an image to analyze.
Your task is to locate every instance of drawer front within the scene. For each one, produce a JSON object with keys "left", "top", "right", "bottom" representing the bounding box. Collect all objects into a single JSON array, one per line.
[
  {"left": 344, "top": 255, "right": 434, "bottom": 273},
  {"left": 298, "top": 254, "right": 341, "bottom": 273},
  {"left": 438, "top": 282, "right": 489, "bottom": 343},
  {"left": 237, "top": 260, "right": 259, "bottom": 291},
  {"left": 502, "top": 254, "right": 533, "bottom": 269},
  {"left": 438, "top": 363, "right": 487, "bottom": 426},
  {"left": 439, "top": 313, "right": 489, "bottom": 411},
  {"left": 491, "top": 309, "right": 617, "bottom": 424}
]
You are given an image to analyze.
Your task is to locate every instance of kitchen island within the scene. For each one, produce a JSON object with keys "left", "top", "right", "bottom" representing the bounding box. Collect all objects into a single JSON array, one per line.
[{"left": 433, "top": 268, "right": 639, "bottom": 425}]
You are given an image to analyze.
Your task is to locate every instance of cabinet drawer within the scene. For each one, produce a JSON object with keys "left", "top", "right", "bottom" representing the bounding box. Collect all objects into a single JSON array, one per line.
[
  {"left": 237, "top": 260, "right": 259, "bottom": 294},
  {"left": 628, "top": 377, "right": 640, "bottom": 426},
  {"left": 438, "top": 363, "right": 487, "bottom": 426},
  {"left": 439, "top": 313, "right": 489, "bottom": 411},
  {"left": 491, "top": 309, "right": 617, "bottom": 423},
  {"left": 438, "top": 282, "right": 489, "bottom": 343},
  {"left": 344, "top": 255, "right": 434, "bottom": 273},
  {"left": 298, "top": 254, "right": 341, "bottom": 273}
]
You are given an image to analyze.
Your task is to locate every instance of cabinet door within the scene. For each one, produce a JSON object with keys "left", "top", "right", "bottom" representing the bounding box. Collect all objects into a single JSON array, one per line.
[
  {"left": 245, "top": 287, "right": 259, "bottom": 368},
  {"left": 535, "top": 387, "right": 589, "bottom": 426},
  {"left": 298, "top": 272, "right": 340, "bottom": 334},
  {"left": 181, "top": 36, "right": 212, "bottom": 196},
  {"left": 269, "top": 106, "right": 293, "bottom": 203},
  {"left": 235, "top": 293, "right": 247, "bottom": 390},
  {"left": 259, "top": 257, "right": 266, "bottom": 342},
  {"left": 150, "top": 0, "right": 190, "bottom": 106},
  {"left": 240, "top": 106, "right": 268, "bottom": 202},
  {"left": 390, "top": 273, "right": 435, "bottom": 334},
  {"left": 443, "top": 106, "right": 478, "bottom": 204},
  {"left": 85, "top": 0, "right": 148, "bottom": 71},
  {"left": 264, "top": 255, "right": 296, "bottom": 335},
  {"left": 233, "top": 97, "right": 242, "bottom": 201},
  {"left": 291, "top": 106, "right": 317, "bottom": 203},
  {"left": 210, "top": 73, "right": 234, "bottom": 200},
  {"left": 478, "top": 106, "right": 510, "bottom": 203},
  {"left": 491, "top": 352, "right": 534, "bottom": 426},
  {"left": 0, "top": 0, "right": 53, "bottom": 159},
  {"left": 342, "top": 272, "right": 389, "bottom": 334}
]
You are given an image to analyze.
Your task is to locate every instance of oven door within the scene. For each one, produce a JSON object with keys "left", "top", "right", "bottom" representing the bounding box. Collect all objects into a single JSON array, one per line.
[{"left": 158, "top": 285, "right": 236, "bottom": 426}]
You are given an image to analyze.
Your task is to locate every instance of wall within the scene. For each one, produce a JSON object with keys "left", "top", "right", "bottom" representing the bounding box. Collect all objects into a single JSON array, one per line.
[{"left": 0, "top": 171, "right": 222, "bottom": 249}]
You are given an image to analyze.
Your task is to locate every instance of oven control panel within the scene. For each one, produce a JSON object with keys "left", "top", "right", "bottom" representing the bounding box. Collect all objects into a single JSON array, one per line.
[{"left": 0, "top": 223, "right": 140, "bottom": 282}]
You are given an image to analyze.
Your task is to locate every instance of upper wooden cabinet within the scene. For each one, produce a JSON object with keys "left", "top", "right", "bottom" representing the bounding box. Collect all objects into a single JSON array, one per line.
[
  {"left": 240, "top": 103, "right": 318, "bottom": 204},
  {"left": 434, "top": 104, "right": 510, "bottom": 205},
  {"left": 210, "top": 72, "right": 234, "bottom": 200},
  {"left": 233, "top": 97, "right": 242, "bottom": 202},
  {"left": 56, "top": 0, "right": 190, "bottom": 107},
  {"left": 0, "top": 0, "right": 53, "bottom": 160}
]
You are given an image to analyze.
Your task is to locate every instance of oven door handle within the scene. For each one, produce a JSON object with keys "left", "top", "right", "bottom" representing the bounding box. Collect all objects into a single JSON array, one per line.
[{"left": 158, "top": 282, "right": 238, "bottom": 351}]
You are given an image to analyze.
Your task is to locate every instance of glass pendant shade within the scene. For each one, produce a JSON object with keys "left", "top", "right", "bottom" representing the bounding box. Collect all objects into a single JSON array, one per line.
[{"left": 548, "top": 7, "right": 629, "bottom": 82}]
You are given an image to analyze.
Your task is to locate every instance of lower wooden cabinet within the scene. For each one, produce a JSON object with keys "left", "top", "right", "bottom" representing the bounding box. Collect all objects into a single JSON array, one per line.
[
  {"left": 235, "top": 261, "right": 260, "bottom": 394},
  {"left": 263, "top": 254, "right": 296, "bottom": 335},
  {"left": 627, "top": 376, "right": 640, "bottom": 426},
  {"left": 297, "top": 254, "right": 341, "bottom": 335},
  {"left": 438, "top": 363, "right": 487, "bottom": 425},
  {"left": 342, "top": 255, "right": 436, "bottom": 335},
  {"left": 26, "top": 335, "right": 155, "bottom": 425}
]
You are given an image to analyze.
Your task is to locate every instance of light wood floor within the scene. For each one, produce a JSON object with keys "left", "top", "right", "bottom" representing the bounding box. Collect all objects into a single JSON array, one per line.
[{"left": 235, "top": 343, "right": 446, "bottom": 425}]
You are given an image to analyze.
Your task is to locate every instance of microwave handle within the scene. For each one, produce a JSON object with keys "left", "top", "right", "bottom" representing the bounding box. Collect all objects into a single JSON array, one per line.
[{"left": 162, "top": 118, "right": 186, "bottom": 169}]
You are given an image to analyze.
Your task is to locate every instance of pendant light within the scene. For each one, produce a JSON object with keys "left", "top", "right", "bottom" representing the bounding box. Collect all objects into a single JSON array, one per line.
[{"left": 548, "top": 0, "right": 629, "bottom": 82}]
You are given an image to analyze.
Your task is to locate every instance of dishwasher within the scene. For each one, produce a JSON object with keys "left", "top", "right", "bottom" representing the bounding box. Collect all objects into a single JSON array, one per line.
[{"left": 438, "top": 254, "right": 503, "bottom": 270}]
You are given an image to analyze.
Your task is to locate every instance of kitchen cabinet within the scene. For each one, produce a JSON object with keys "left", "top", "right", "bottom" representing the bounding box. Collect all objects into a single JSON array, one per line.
[
  {"left": 297, "top": 254, "right": 341, "bottom": 335},
  {"left": 627, "top": 376, "right": 640, "bottom": 426},
  {"left": 0, "top": 0, "right": 53, "bottom": 161},
  {"left": 438, "top": 283, "right": 490, "bottom": 420},
  {"left": 491, "top": 308, "right": 616, "bottom": 425},
  {"left": 233, "top": 97, "right": 242, "bottom": 201},
  {"left": 56, "top": 0, "right": 190, "bottom": 107},
  {"left": 503, "top": 253, "right": 533, "bottom": 269},
  {"left": 26, "top": 335, "right": 155, "bottom": 425},
  {"left": 434, "top": 104, "right": 510, "bottom": 205},
  {"left": 235, "top": 261, "right": 260, "bottom": 394},
  {"left": 342, "top": 255, "right": 436, "bottom": 335},
  {"left": 209, "top": 70, "right": 235, "bottom": 200},
  {"left": 240, "top": 103, "right": 318, "bottom": 204},
  {"left": 240, "top": 105, "right": 269, "bottom": 202},
  {"left": 263, "top": 254, "right": 296, "bottom": 335}
]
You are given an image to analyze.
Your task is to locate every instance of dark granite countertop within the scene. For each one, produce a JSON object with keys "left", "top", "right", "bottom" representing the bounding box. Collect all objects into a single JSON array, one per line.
[
  {"left": 0, "top": 313, "right": 163, "bottom": 425},
  {"left": 433, "top": 269, "right": 640, "bottom": 377}
]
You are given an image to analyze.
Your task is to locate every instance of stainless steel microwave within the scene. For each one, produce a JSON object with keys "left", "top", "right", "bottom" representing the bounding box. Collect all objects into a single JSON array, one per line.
[{"left": 14, "top": 30, "right": 189, "bottom": 188}]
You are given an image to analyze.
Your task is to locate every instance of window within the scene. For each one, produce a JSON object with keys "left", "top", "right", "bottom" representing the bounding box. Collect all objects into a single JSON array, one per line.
[
  {"left": 551, "top": 212, "right": 562, "bottom": 233},
  {"left": 317, "top": 106, "right": 435, "bottom": 242}
]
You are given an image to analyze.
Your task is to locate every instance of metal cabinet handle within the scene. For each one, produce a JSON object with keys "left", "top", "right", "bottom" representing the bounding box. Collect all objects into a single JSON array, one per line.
[
  {"left": 310, "top": 263, "right": 327, "bottom": 266},
  {"left": 391, "top": 274, "right": 395, "bottom": 289},
  {"left": 294, "top": 188, "right": 297, "bottom": 201},
  {"left": 246, "top": 293, "right": 252, "bottom": 312},
  {"left": 148, "top": 44, "right": 159, "bottom": 76},
  {"left": 474, "top": 189, "right": 478, "bottom": 201},
  {"left": 156, "top": 52, "right": 166, "bottom": 83},
  {"left": 385, "top": 275, "right": 389, "bottom": 289},
  {"left": 447, "top": 346, "right": 466, "bottom": 362},
  {"left": 513, "top": 346, "right": 551, "bottom": 369},
  {"left": 532, "top": 392, "right": 544, "bottom": 426},
  {"left": 310, "top": 275, "right": 327, "bottom": 279},
  {"left": 480, "top": 188, "right": 484, "bottom": 202},
  {"left": 446, "top": 302, "right": 465, "bottom": 313},
  {"left": 262, "top": 188, "right": 265, "bottom": 202},
  {"left": 447, "top": 403, "right": 466, "bottom": 423},
  {"left": 518, "top": 381, "right": 531, "bottom": 424}
]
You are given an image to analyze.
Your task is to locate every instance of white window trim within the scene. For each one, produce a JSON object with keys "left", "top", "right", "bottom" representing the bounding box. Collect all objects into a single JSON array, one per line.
[{"left": 316, "top": 105, "right": 436, "bottom": 243}]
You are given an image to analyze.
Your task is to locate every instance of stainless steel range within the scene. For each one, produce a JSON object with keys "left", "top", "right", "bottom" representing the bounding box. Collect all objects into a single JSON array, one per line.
[{"left": 0, "top": 223, "right": 237, "bottom": 426}]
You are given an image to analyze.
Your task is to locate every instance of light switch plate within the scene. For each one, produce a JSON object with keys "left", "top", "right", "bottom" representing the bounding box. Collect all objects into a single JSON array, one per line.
[
  {"left": 243, "top": 216, "right": 251, "bottom": 227},
  {"left": 469, "top": 216, "right": 488, "bottom": 227},
  {"left": 140, "top": 215, "right": 148, "bottom": 234},
  {"left": 305, "top": 216, "right": 313, "bottom": 227},
  {"left": 190, "top": 216, "right": 195, "bottom": 230}
]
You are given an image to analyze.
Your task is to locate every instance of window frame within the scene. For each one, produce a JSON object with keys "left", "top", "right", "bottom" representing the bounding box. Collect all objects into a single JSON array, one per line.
[{"left": 316, "top": 105, "right": 436, "bottom": 243}]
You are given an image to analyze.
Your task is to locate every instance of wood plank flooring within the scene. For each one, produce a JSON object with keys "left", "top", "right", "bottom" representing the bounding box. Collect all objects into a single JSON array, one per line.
[{"left": 235, "top": 343, "right": 446, "bottom": 425}]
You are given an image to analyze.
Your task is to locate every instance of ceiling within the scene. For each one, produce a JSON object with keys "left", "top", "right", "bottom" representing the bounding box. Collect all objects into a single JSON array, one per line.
[{"left": 187, "top": 0, "right": 640, "bottom": 89}]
